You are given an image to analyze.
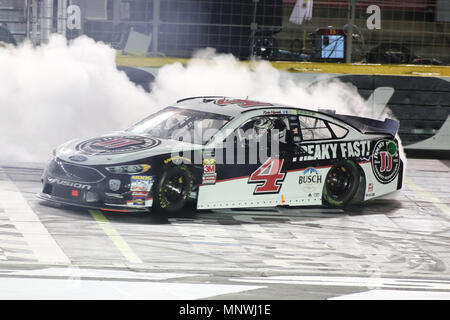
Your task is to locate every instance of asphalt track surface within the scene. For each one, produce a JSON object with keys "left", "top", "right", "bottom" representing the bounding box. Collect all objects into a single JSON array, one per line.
[{"left": 0, "top": 158, "right": 449, "bottom": 300}]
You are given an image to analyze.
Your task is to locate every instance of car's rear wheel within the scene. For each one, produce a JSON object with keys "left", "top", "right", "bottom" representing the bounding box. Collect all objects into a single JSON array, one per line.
[
  {"left": 323, "top": 160, "right": 360, "bottom": 208},
  {"left": 153, "top": 165, "right": 194, "bottom": 214}
]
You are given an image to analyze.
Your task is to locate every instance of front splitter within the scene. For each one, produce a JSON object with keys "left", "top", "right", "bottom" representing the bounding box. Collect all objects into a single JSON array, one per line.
[{"left": 36, "top": 193, "right": 151, "bottom": 213}]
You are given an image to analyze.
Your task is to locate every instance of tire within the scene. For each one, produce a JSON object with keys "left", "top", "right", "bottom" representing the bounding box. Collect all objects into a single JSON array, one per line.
[
  {"left": 153, "top": 165, "right": 194, "bottom": 214},
  {"left": 323, "top": 160, "right": 361, "bottom": 208}
]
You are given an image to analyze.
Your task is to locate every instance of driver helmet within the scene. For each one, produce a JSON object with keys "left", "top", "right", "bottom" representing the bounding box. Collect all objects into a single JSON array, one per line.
[{"left": 254, "top": 117, "right": 274, "bottom": 139}]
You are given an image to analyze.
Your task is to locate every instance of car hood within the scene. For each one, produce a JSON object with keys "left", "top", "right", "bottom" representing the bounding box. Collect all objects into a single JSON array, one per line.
[{"left": 55, "top": 131, "right": 203, "bottom": 165}]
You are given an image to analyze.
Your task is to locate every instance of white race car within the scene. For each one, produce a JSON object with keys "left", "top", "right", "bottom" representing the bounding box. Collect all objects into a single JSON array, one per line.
[{"left": 38, "top": 96, "right": 404, "bottom": 213}]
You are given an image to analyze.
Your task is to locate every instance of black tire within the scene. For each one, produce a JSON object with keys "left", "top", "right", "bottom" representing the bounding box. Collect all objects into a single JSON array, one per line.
[
  {"left": 323, "top": 160, "right": 361, "bottom": 208},
  {"left": 153, "top": 165, "right": 194, "bottom": 214}
]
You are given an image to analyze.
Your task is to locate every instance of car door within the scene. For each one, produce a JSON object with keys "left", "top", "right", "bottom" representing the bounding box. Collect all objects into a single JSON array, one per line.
[
  {"left": 197, "top": 114, "right": 294, "bottom": 209},
  {"left": 289, "top": 113, "right": 341, "bottom": 204}
]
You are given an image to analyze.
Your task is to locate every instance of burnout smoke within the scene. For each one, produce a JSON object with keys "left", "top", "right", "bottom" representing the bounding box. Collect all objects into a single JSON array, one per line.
[
  {"left": 0, "top": 37, "right": 402, "bottom": 163},
  {"left": 152, "top": 48, "right": 372, "bottom": 116},
  {"left": 0, "top": 35, "right": 151, "bottom": 163}
]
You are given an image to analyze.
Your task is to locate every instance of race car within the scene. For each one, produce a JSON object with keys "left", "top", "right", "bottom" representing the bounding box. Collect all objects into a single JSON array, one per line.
[{"left": 38, "top": 96, "right": 404, "bottom": 213}]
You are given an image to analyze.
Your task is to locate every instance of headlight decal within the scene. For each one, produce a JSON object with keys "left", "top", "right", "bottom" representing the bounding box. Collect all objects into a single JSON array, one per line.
[{"left": 105, "top": 164, "right": 151, "bottom": 174}]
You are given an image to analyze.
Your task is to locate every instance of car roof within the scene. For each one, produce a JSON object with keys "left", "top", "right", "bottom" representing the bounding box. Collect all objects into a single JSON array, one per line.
[
  {"left": 174, "top": 96, "right": 315, "bottom": 117},
  {"left": 173, "top": 96, "right": 399, "bottom": 137}
]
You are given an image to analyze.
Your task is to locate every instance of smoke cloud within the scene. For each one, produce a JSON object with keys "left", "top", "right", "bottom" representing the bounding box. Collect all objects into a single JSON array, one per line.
[
  {"left": 0, "top": 35, "right": 151, "bottom": 163},
  {"left": 153, "top": 48, "right": 370, "bottom": 115},
  {"left": 0, "top": 36, "right": 397, "bottom": 163}
]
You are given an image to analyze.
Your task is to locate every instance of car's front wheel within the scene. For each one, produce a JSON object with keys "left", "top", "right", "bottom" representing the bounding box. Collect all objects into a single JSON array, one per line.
[
  {"left": 323, "top": 160, "right": 361, "bottom": 208},
  {"left": 153, "top": 165, "right": 194, "bottom": 214}
]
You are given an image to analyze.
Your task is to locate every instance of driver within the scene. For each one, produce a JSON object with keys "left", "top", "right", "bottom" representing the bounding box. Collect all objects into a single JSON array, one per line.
[
  {"left": 254, "top": 117, "right": 274, "bottom": 141},
  {"left": 253, "top": 117, "right": 287, "bottom": 143}
]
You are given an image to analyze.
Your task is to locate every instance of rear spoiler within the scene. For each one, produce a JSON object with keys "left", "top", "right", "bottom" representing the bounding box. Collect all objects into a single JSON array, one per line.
[{"left": 319, "top": 109, "right": 399, "bottom": 137}]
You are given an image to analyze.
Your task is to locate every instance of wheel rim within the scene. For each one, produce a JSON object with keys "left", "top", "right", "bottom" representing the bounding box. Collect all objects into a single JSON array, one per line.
[
  {"left": 326, "top": 166, "right": 352, "bottom": 197},
  {"left": 163, "top": 175, "right": 185, "bottom": 204}
]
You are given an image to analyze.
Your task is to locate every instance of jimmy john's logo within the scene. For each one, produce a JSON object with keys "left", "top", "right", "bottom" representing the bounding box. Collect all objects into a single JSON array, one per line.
[
  {"left": 293, "top": 141, "right": 371, "bottom": 162},
  {"left": 76, "top": 136, "right": 160, "bottom": 155},
  {"left": 371, "top": 140, "right": 400, "bottom": 184},
  {"left": 47, "top": 177, "right": 91, "bottom": 190}
]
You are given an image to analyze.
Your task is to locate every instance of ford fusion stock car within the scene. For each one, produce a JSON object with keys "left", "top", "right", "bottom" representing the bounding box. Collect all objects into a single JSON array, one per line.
[{"left": 38, "top": 96, "right": 404, "bottom": 213}]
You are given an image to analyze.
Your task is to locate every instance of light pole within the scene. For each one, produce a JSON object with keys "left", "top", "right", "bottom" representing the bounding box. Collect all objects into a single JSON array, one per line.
[
  {"left": 346, "top": 0, "right": 356, "bottom": 63},
  {"left": 41, "top": 0, "right": 53, "bottom": 43}
]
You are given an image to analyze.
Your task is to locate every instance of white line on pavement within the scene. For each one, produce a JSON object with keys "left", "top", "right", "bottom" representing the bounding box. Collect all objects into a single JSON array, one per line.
[
  {"left": 405, "top": 177, "right": 450, "bottom": 216},
  {"left": 0, "top": 169, "right": 70, "bottom": 264}
]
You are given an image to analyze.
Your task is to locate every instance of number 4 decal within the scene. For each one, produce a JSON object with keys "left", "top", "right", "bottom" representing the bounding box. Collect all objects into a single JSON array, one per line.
[{"left": 248, "top": 158, "right": 286, "bottom": 194}]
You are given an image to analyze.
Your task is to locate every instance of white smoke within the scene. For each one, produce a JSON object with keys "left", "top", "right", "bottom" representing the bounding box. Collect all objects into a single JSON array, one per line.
[
  {"left": 152, "top": 48, "right": 370, "bottom": 116},
  {"left": 0, "top": 37, "right": 396, "bottom": 163},
  {"left": 0, "top": 35, "right": 151, "bottom": 163}
]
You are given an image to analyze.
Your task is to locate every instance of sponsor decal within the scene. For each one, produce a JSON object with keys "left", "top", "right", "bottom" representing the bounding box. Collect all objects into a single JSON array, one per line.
[
  {"left": 131, "top": 176, "right": 153, "bottom": 206},
  {"left": 386, "top": 140, "right": 397, "bottom": 157},
  {"left": 289, "top": 116, "right": 301, "bottom": 142},
  {"left": 292, "top": 140, "right": 371, "bottom": 162},
  {"left": 131, "top": 175, "right": 153, "bottom": 180},
  {"left": 130, "top": 175, "right": 154, "bottom": 192},
  {"left": 214, "top": 98, "right": 272, "bottom": 108},
  {"left": 204, "top": 164, "right": 216, "bottom": 174},
  {"left": 202, "top": 174, "right": 217, "bottom": 185},
  {"left": 368, "top": 182, "right": 374, "bottom": 192},
  {"left": 248, "top": 158, "right": 286, "bottom": 194},
  {"left": 371, "top": 139, "right": 400, "bottom": 184},
  {"left": 133, "top": 196, "right": 146, "bottom": 206},
  {"left": 307, "top": 192, "right": 321, "bottom": 198},
  {"left": 202, "top": 158, "right": 216, "bottom": 165},
  {"left": 298, "top": 167, "right": 323, "bottom": 193},
  {"left": 76, "top": 136, "right": 160, "bottom": 155},
  {"left": 297, "top": 110, "right": 316, "bottom": 117},
  {"left": 299, "top": 167, "right": 323, "bottom": 184},
  {"left": 202, "top": 160, "right": 217, "bottom": 185},
  {"left": 47, "top": 177, "right": 91, "bottom": 190},
  {"left": 69, "top": 155, "right": 88, "bottom": 162}
]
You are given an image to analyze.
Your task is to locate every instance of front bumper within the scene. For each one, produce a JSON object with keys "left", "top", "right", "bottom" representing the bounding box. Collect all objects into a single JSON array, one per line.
[
  {"left": 36, "top": 192, "right": 150, "bottom": 213},
  {"left": 39, "top": 159, "right": 154, "bottom": 212}
]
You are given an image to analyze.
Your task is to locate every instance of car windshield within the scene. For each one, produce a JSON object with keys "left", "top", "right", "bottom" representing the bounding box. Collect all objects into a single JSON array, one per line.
[{"left": 127, "top": 107, "right": 232, "bottom": 145}]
